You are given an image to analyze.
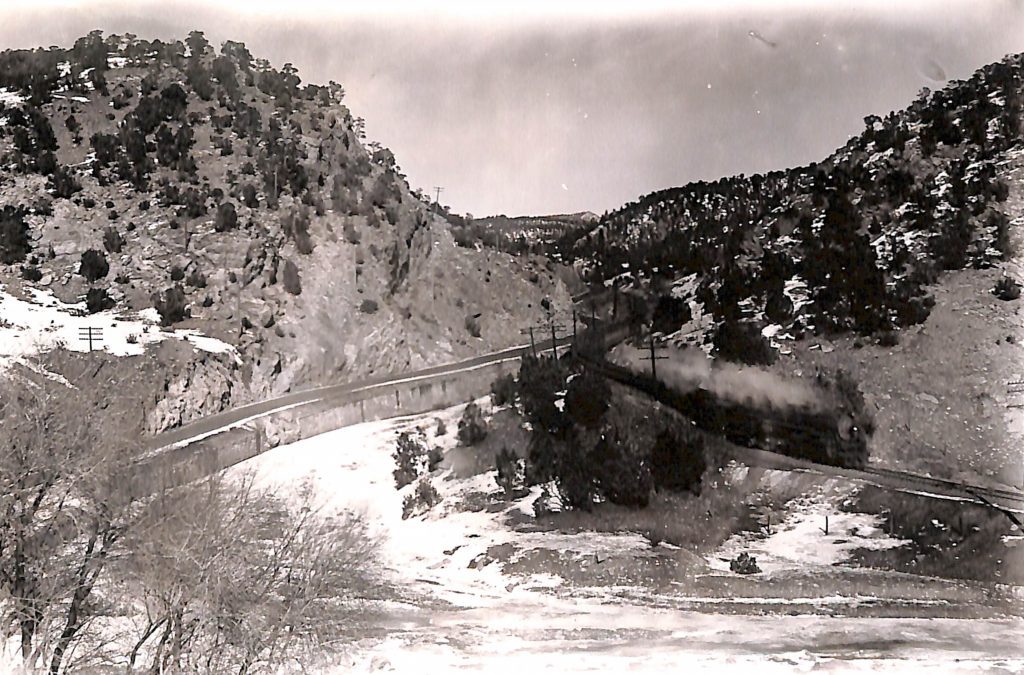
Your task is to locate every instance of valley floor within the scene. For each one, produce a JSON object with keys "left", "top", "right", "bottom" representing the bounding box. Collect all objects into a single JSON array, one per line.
[{"left": 233, "top": 403, "right": 1024, "bottom": 674}]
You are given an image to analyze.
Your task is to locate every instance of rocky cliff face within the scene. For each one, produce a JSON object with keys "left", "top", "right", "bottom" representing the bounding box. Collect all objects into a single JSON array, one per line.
[{"left": 0, "top": 31, "right": 572, "bottom": 432}]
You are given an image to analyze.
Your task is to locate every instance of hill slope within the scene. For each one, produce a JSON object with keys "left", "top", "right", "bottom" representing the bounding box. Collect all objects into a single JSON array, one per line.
[
  {"left": 567, "top": 53, "right": 1023, "bottom": 357},
  {"left": 0, "top": 31, "right": 572, "bottom": 432}
]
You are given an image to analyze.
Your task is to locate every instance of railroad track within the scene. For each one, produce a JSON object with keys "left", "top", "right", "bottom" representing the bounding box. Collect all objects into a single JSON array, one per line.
[
  {"left": 862, "top": 465, "right": 1024, "bottom": 506},
  {"left": 578, "top": 350, "right": 1024, "bottom": 522}
]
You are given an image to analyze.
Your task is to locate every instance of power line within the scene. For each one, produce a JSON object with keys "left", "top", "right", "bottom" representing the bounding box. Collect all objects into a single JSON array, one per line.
[{"left": 433, "top": 186, "right": 444, "bottom": 205}]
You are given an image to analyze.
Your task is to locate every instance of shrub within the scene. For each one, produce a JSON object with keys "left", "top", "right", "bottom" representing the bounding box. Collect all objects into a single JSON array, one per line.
[
  {"left": 495, "top": 447, "right": 524, "bottom": 497},
  {"left": 214, "top": 201, "right": 238, "bottom": 232},
  {"left": 85, "top": 287, "right": 115, "bottom": 314},
  {"left": 20, "top": 265, "right": 42, "bottom": 282},
  {"left": 49, "top": 164, "right": 81, "bottom": 198},
  {"left": 876, "top": 329, "right": 900, "bottom": 347},
  {"left": 284, "top": 206, "right": 314, "bottom": 254},
  {"left": 186, "top": 268, "right": 207, "bottom": 288},
  {"left": 591, "top": 432, "right": 652, "bottom": 508},
  {"left": 102, "top": 226, "right": 124, "bottom": 254},
  {"left": 993, "top": 276, "right": 1021, "bottom": 301},
  {"left": 564, "top": 372, "right": 610, "bottom": 430},
  {"left": 435, "top": 417, "right": 447, "bottom": 437},
  {"left": 343, "top": 219, "right": 360, "bottom": 244},
  {"left": 359, "top": 299, "right": 378, "bottom": 314},
  {"left": 241, "top": 183, "right": 259, "bottom": 208},
  {"left": 713, "top": 318, "right": 776, "bottom": 366},
  {"left": 282, "top": 259, "right": 302, "bottom": 295},
  {"left": 151, "top": 285, "right": 189, "bottom": 326},
  {"left": 457, "top": 401, "right": 488, "bottom": 446},
  {"left": 730, "top": 552, "right": 761, "bottom": 574},
  {"left": 427, "top": 446, "right": 444, "bottom": 472},
  {"left": 465, "top": 312, "right": 482, "bottom": 338},
  {"left": 393, "top": 429, "right": 428, "bottom": 489},
  {"left": 650, "top": 427, "right": 706, "bottom": 494},
  {"left": 79, "top": 249, "right": 109, "bottom": 282},
  {"left": 0, "top": 206, "right": 31, "bottom": 264},
  {"left": 169, "top": 265, "right": 185, "bottom": 281},
  {"left": 490, "top": 372, "right": 517, "bottom": 407},
  {"left": 402, "top": 478, "right": 441, "bottom": 519}
]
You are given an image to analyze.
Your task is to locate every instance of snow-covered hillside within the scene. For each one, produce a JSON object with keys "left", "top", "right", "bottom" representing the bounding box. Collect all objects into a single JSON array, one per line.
[{"left": 231, "top": 402, "right": 1023, "bottom": 673}]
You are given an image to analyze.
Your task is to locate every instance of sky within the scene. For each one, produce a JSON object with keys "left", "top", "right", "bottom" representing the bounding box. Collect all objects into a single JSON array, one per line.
[{"left": 2, "top": 1, "right": 1024, "bottom": 216}]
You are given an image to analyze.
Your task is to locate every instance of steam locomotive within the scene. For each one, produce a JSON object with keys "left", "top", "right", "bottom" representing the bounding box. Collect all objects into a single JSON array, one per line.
[
  {"left": 572, "top": 314, "right": 872, "bottom": 469},
  {"left": 579, "top": 355, "right": 871, "bottom": 469}
]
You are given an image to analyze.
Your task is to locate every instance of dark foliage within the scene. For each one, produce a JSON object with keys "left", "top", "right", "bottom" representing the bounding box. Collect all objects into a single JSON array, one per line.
[
  {"left": 102, "top": 227, "right": 124, "bottom": 254},
  {"left": 281, "top": 258, "right": 301, "bottom": 295},
  {"left": 283, "top": 207, "right": 314, "bottom": 254},
  {"left": 591, "top": 431, "right": 652, "bottom": 508},
  {"left": 650, "top": 427, "right": 706, "bottom": 494},
  {"left": 78, "top": 249, "right": 109, "bottom": 282},
  {"left": 49, "top": 165, "right": 81, "bottom": 198},
  {"left": 85, "top": 287, "right": 115, "bottom": 314},
  {"left": 457, "top": 402, "right": 489, "bottom": 446},
  {"left": 214, "top": 201, "right": 238, "bottom": 232},
  {"left": 495, "top": 447, "right": 524, "bottom": 497},
  {"left": 0, "top": 207, "right": 31, "bottom": 264},
  {"left": 392, "top": 430, "right": 427, "bottom": 489},
  {"left": 564, "top": 372, "right": 610, "bottom": 430},
  {"left": 490, "top": 372, "right": 517, "bottom": 407},
  {"left": 186, "top": 268, "right": 207, "bottom": 288},
  {"left": 151, "top": 284, "right": 189, "bottom": 326},
  {"left": 993, "top": 275, "right": 1021, "bottom": 301},
  {"left": 712, "top": 318, "right": 776, "bottom": 365}
]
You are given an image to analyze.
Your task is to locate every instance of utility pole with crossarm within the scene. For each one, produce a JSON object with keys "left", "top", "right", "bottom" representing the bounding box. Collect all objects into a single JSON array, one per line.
[{"left": 640, "top": 329, "right": 668, "bottom": 380}]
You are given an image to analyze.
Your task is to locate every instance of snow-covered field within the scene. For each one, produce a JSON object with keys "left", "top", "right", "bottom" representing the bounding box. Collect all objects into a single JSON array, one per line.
[
  {"left": 0, "top": 282, "right": 239, "bottom": 369},
  {"left": 708, "top": 477, "right": 909, "bottom": 575},
  {"left": 234, "top": 404, "right": 1024, "bottom": 674}
]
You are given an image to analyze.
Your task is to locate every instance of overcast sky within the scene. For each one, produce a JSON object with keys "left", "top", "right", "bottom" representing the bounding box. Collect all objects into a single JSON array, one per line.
[{"left": 2, "top": 1, "right": 1024, "bottom": 216}]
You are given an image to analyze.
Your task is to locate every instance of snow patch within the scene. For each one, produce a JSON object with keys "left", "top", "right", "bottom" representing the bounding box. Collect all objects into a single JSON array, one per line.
[
  {"left": 235, "top": 403, "right": 656, "bottom": 607},
  {"left": 0, "top": 283, "right": 239, "bottom": 369},
  {"left": 709, "top": 488, "right": 909, "bottom": 575},
  {"left": 0, "top": 88, "right": 26, "bottom": 107}
]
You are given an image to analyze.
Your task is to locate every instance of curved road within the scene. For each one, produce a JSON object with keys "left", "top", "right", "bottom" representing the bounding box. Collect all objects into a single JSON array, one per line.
[{"left": 143, "top": 333, "right": 577, "bottom": 454}]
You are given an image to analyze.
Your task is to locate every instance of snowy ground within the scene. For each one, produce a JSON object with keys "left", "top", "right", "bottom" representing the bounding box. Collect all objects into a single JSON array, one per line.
[
  {"left": 0, "top": 282, "right": 239, "bottom": 369},
  {"left": 707, "top": 473, "right": 909, "bottom": 575},
  {"left": 234, "top": 403, "right": 1024, "bottom": 673}
]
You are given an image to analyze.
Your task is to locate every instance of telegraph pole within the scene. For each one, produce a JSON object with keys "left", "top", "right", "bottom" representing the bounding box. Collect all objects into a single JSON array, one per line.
[
  {"left": 78, "top": 326, "right": 103, "bottom": 352},
  {"left": 433, "top": 186, "right": 444, "bottom": 205},
  {"left": 641, "top": 330, "right": 668, "bottom": 380},
  {"left": 519, "top": 326, "right": 538, "bottom": 358}
]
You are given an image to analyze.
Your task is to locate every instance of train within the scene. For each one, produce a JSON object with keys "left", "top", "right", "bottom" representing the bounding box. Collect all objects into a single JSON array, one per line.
[{"left": 572, "top": 319, "right": 873, "bottom": 470}]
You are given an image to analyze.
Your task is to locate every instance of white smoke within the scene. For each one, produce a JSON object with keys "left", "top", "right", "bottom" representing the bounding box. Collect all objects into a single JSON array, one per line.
[{"left": 615, "top": 345, "right": 821, "bottom": 411}]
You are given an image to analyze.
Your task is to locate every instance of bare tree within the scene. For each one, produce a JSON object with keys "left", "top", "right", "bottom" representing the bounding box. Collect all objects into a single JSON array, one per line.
[
  {"left": 0, "top": 367, "right": 141, "bottom": 674},
  {"left": 1, "top": 364, "right": 385, "bottom": 673},
  {"left": 116, "top": 476, "right": 383, "bottom": 674}
]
